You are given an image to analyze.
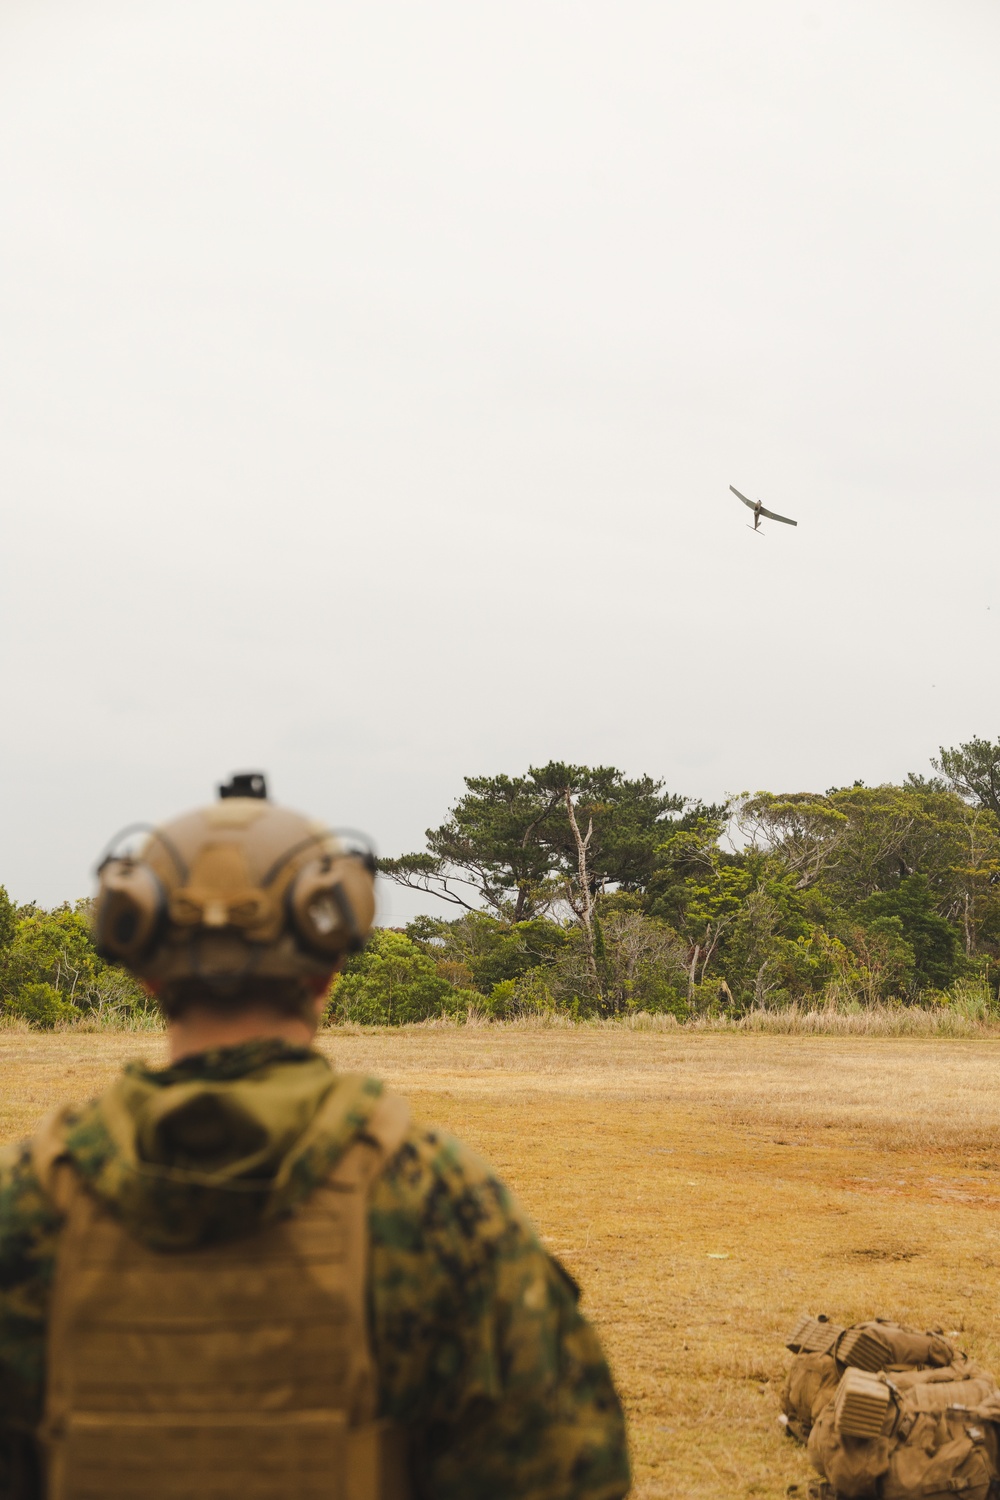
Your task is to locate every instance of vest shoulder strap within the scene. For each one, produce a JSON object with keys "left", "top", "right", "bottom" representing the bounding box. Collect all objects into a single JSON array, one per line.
[{"left": 329, "top": 1087, "right": 411, "bottom": 1194}]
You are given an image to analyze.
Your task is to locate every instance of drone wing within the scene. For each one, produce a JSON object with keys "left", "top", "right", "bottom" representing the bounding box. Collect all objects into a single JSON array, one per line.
[
  {"left": 730, "top": 484, "right": 798, "bottom": 526},
  {"left": 758, "top": 505, "right": 797, "bottom": 527}
]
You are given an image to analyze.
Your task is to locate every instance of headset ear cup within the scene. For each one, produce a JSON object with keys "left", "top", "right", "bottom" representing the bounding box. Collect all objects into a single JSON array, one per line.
[
  {"left": 94, "top": 860, "right": 167, "bottom": 963},
  {"left": 287, "top": 853, "right": 376, "bottom": 960}
]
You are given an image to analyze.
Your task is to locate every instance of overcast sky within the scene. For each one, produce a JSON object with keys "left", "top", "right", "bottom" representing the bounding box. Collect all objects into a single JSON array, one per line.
[{"left": 1, "top": 0, "right": 998, "bottom": 917}]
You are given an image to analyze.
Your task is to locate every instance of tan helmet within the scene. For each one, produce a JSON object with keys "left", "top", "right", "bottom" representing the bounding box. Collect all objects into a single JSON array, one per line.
[{"left": 93, "top": 773, "right": 376, "bottom": 993}]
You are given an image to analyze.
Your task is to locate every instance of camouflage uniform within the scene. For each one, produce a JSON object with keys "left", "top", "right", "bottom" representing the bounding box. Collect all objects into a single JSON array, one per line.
[{"left": 0, "top": 1039, "right": 630, "bottom": 1500}]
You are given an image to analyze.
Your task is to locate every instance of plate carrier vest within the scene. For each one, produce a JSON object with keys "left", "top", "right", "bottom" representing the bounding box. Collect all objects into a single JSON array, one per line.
[{"left": 30, "top": 1088, "right": 412, "bottom": 1500}]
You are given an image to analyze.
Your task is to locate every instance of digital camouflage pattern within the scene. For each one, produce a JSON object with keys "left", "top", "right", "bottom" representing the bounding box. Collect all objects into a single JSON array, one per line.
[{"left": 0, "top": 1040, "right": 630, "bottom": 1500}]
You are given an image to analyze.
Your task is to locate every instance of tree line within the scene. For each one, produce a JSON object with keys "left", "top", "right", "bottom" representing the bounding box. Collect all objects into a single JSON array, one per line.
[
  {"left": 5, "top": 736, "right": 1000, "bottom": 1027},
  {"left": 334, "top": 739, "right": 1000, "bottom": 1023}
]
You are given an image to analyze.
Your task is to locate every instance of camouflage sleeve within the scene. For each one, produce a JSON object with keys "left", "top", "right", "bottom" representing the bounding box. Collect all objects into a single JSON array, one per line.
[
  {"left": 0, "top": 1140, "right": 63, "bottom": 1500},
  {"left": 368, "top": 1126, "right": 630, "bottom": 1500}
]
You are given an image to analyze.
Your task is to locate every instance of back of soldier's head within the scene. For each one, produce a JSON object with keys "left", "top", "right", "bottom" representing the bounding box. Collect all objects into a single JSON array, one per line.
[{"left": 92, "top": 773, "right": 376, "bottom": 1018}]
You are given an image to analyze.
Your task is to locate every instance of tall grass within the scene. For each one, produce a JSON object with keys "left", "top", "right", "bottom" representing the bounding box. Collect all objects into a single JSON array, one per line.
[
  {"left": 321, "top": 1007, "right": 1000, "bottom": 1038},
  {"left": 325, "top": 976, "right": 1000, "bottom": 1037},
  {"left": 10, "top": 977, "right": 993, "bottom": 1038},
  {"left": 28, "top": 1007, "right": 999, "bottom": 1037},
  {"left": 68, "top": 1005, "right": 165, "bottom": 1032},
  {"left": 679, "top": 1005, "right": 1000, "bottom": 1036},
  {"left": 0, "top": 1004, "right": 167, "bottom": 1033}
]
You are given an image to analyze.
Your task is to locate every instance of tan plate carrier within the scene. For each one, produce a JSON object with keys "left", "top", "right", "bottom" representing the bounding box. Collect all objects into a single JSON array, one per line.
[{"left": 31, "top": 1091, "right": 413, "bottom": 1500}]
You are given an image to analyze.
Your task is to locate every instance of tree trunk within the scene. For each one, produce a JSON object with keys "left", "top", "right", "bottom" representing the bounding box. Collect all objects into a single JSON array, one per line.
[
  {"left": 699, "top": 924, "right": 723, "bottom": 983},
  {"left": 564, "top": 789, "right": 600, "bottom": 996},
  {"left": 688, "top": 944, "right": 701, "bottom": 1001},
  {"left": 753, "top": 960, "right": 773, "bottom": 1008}
]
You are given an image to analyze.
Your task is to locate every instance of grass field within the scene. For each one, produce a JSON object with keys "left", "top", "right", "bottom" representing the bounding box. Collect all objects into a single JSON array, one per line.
[{"left": 3, "top": 1027, "right": 1000, "bottom": 1498}]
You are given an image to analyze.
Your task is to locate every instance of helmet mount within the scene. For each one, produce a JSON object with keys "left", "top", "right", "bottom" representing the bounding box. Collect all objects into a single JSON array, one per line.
[{"left": 219, "top": 772, "right": 268, "bottom": 801}]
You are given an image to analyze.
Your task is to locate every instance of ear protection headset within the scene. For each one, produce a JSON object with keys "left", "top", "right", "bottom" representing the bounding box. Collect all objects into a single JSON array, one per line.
[
  {"left": 94, "top": 849, "right": 170, "bottom": 964},
  {"left": 93, "top": 777, "right": 377, "bottom": 983},
  {"left": 283, "top": 845, "right": 378, "bottom": 960}
]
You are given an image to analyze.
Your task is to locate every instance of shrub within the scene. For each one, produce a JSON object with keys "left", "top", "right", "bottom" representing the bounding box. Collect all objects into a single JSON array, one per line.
[
  {"left": 406, "top": 912, "right": 567, "bottom": 993},
  {"left": 0, "top": 893, "right": 153, "bottom": 1028},
  {"left": 483, "top": 969, "right": 558, "bottom": 1020},
  {"left": 329, "top": 929, "right": 462, "bottom": 1025},
  {"left": 8, "top": 983, "right": 79, "bottom": 1028}
]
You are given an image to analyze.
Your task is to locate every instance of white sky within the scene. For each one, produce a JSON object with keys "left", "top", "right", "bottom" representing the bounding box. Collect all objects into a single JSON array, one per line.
[{"left": 1, "top": 0, "right": 999, "bottom": 917}]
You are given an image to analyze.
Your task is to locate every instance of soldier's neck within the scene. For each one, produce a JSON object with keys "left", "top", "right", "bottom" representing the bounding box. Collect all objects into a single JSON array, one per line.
[{"left": 167, "top": 1005, "right": 321, "bottom": 1063}]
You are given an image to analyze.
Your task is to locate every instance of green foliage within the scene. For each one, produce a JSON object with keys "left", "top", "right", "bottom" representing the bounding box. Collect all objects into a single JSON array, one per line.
[
  {"left": 379, "top": 773, "right": 569, "bottom": 921},
  {"left": 406, "top": 911, "right": 567, "bottom": 993},
  {"left": 593, "top": 906, "right": 689, "bottom": 1017},
  {"left": 523, "top": 762, "right": 689, "bottom": 896},
  {"left": 4, "top": 904, "right": 100, "bottom": 1004},
  {"left": 644, "top": 811, "right": 735, "bottom": 929},
  {"left": 0, "top": 886, "right": 16, "bottom": 954},
  {"left": 381, "top": 762, "right": 691, "bottom": 922},
  {"left": 838, "top": 917, "right": 916, "bottom": 1004},
  {"left": 330, "top": 930, "right": 468, "bottom": 1025},
  {"left": 0, "top": 895, "right": 153, "bottom": 1029},
  {"left": 944, "top": 976, "right": 1000, "bottom": 1022},
  {"left": 7, "top": 982, "right": 79, "bottom": 1028},
  {"left": 480, "top": 970, "right": 558, "bottom": 1020},
  {"left": 854, "top": 875, "right": 962, "bottom": 991},
  {"left": 375, "top": 758, "right": 1000, "bottom": 1020},
  {"left": 933, "top": 735, "right": 1000, "bottom": 820},
  {"left": 736, "top": 783, "right": 979, "bottom": 907}
]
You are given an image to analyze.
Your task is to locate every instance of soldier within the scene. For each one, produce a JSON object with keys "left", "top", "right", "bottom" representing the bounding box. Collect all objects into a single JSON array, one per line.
[{"left": 0, "top": 774, "right": 630, "bottom": 1500}]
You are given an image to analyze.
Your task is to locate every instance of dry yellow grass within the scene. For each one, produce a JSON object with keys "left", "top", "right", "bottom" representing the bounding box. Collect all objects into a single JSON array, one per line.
[{"left": 3, "top": 1027, "right": 1000, "bottom": 1498}]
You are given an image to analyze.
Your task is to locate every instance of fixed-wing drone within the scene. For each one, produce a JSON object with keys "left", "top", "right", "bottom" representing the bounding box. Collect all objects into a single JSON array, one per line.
[{"left": 730, "top": 484, "right": 798, "bottom": 532}]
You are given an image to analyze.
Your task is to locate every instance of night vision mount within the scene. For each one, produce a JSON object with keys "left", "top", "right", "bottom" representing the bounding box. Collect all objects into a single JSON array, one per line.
[{"left": 219, "top": 772, "right": 268, "bottom": 801}]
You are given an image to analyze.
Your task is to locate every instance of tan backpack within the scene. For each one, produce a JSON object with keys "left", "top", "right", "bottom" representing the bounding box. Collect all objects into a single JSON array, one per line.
[
  {"left": 835, "top": 1323, "right": 957, "bottom": 1376},
  {"left": 782, "top": 1317, "right": 961, "bottom": 1443},
  {"left": 781, "top": 1354, "right": 841, "bottom": 1443},
  {"left": 807, "top": 1368, "right": 1000, "bottom": 1500},
  {"left": 782, "top": 1313, "right": 1000, "bottom": 1499}
]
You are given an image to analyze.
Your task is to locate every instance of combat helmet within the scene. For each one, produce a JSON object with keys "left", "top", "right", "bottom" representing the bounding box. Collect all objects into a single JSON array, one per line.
[{"left": 92, "top": 773, "right": 376, "bottom": 1007}]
